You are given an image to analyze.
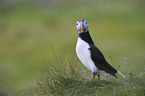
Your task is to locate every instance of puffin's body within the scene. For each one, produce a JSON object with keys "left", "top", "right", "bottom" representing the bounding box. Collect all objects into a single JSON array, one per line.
[{"left": 76, "top": 20, "right": 117, "bottom": 79}]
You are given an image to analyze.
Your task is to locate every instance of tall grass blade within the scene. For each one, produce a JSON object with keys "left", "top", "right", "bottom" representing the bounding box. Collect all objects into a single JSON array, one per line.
[{"left": 117, "top": 71, "right": 126, "bottom": 78}]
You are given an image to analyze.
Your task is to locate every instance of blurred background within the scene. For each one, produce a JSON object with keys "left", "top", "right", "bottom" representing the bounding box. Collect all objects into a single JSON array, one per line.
[{"left": 0, "top": 0, "right": 145, "bottom": 95}]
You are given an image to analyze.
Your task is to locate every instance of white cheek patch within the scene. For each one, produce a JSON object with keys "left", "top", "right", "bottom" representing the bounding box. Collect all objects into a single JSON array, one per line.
[{"left": 76, "top": 23, "right": 81, "bottom": 31}]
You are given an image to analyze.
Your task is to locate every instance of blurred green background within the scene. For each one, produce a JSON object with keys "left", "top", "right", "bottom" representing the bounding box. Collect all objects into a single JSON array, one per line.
[{"left": 0, "top": 0, "right": 145, "bottom": 94}]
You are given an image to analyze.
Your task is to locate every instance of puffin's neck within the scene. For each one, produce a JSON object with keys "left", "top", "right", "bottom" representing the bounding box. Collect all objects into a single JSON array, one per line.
[{"left": 78, "top": 31, "right": 94, "bottom": 45}]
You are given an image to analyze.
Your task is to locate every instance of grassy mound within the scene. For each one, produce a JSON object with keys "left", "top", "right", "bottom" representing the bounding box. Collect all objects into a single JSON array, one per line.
[{"left": 22, "top": 57, "right": 145, "bottom": 96}]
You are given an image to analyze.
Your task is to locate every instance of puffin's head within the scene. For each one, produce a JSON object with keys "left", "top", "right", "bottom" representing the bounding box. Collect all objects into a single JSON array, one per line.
[{"left": 76, "top": 20, "right": 88, "bottom": 33}]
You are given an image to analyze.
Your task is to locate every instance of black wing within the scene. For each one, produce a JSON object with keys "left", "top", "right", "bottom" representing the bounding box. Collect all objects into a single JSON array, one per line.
[{"left": 89, "top": 44, "right": 117, "bottom": 77}]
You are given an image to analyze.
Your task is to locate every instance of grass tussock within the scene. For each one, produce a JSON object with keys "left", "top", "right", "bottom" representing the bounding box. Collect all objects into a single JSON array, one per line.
[{"left": 21, "top": 56, "right": 145, "bottom": 96}]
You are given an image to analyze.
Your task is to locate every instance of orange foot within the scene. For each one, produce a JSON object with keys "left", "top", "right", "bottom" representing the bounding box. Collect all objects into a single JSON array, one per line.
[{"left": 97, "top": 73, "right": 100, "bottom": 80}]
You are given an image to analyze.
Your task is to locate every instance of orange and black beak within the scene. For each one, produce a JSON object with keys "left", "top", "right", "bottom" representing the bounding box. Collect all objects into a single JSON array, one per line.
[{"left": 79, "top": 21, "right": 85, "bottom": 32}]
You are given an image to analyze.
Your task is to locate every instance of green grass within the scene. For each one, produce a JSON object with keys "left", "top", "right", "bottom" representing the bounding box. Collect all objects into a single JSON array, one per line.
[{"left": 21, "top": 56, "right": 145, "bottom": 96}]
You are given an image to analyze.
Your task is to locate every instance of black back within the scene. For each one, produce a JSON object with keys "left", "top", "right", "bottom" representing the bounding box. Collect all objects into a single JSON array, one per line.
[
  {"left": 79, "top": 31, "right": 117, "bottom": 77},
  {"left": 79, "top": 31, "right": 94, "bottom": 45}
]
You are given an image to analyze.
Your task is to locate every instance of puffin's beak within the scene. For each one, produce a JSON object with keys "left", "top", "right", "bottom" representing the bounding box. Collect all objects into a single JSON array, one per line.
[{"left": 80, "top": 22, "right": 84, "bottom": 32}]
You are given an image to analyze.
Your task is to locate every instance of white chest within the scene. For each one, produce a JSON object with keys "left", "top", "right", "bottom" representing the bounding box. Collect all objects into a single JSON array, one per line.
[{"left": 76, "top": 37, "right": 98, "bottom": 73}]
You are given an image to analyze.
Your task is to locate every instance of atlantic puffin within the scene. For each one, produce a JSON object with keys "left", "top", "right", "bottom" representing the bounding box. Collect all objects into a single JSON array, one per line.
[{"left": 76, "top": 20, "right": 125, "bottom": 80}]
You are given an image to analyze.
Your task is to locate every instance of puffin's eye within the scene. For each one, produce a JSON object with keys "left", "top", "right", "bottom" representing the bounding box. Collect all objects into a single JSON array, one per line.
[{"left": 76, "top": 23, "right": 78, "bottom": 25}]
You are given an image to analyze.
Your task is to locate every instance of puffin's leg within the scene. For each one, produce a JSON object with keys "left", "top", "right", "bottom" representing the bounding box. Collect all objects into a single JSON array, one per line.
[
  {"left": 97, "top": 73, "right": 100, "bottom": 80},
  {"left": 92, "top": 74, "right": 95, "bottom": 80}
]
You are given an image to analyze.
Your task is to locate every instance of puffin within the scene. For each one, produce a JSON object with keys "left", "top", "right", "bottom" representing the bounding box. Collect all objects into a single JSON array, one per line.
[{"left": 76, "top": 20, "right": 125, "bottom": 80}]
